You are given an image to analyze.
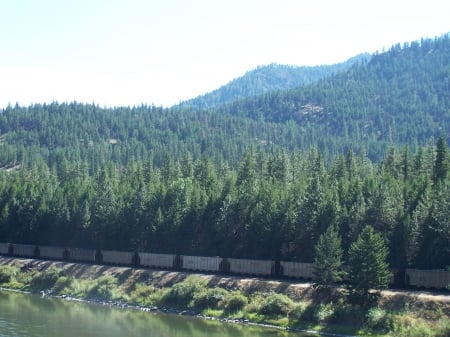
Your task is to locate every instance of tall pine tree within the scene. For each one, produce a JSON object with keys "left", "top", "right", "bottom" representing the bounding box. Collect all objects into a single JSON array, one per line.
[
  {"left": 313, "top": 225, "right": 345, "bottom": 288},
  {"left": 348, "top": 225, "right": 391, "bottom": 305}
]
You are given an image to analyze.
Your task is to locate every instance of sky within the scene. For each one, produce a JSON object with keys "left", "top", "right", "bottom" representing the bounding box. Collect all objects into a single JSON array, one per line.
[{"left": 1, "top": 0, "right": 449, "bottom": 108}]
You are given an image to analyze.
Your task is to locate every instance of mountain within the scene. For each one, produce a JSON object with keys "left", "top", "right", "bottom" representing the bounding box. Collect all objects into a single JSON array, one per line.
[
  {"left": 176, "top": 54, "right": 369, "bottom": 110},
  {"left": 213, "top": 34, "right": 450, "bottom": 160},
  {"left": 0, "top": 34, "right": 449, "bottom": 169},
  {"left": 0, "top": 35, "right": 449, "bottom": 269}
]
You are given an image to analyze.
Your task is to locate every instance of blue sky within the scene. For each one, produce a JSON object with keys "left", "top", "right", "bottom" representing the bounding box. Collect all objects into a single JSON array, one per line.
[{"left": 1, "top": 0, "right": 449, "bottom": 108}]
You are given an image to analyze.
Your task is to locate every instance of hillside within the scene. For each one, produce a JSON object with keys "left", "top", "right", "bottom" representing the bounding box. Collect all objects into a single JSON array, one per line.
[
  {"left": 2, "top": 256, "right": 449, "bottom": 305},
  {"left": 176, "top": 54, "right": 368, "bottom": 110},
  {"left": 214, "top": 34, "right": 450, "bottom": 160},
  {"left": 0, "top": 34, "right": 449, "bottom": 272},
  {"left": 1, "top": 36, "right": 449, "bottom": 168}
]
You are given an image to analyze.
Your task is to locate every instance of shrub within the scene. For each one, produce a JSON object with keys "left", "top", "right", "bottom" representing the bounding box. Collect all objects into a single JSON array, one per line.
[
  {"left": 391, "top": 315, "right": 434, "bottom": 337},
  {"left": 259, "top": 293, "right": 294, "bottom": 316},
  {"left": 314, "top": 302, "right": 335, "bottom": 323},
  {"left": 331, "top": 303, "right": 365, "bottom": 324},
  {"left": 192, "top": 287, "right": 229, "bottom": 310},
  {"left": 67, "top": 278, "right": 89, "bottom": 298},
  {"left": 53, "top": 276, "right": 74, "bottom": 294},
  {"left": 3, "top": 279, "right": 26, "bottom": 290},
  {"left": 130, "top": 283, "right": 156, "bottom": 306},
  {"left": 87, "top": 275, "right": 118, "bottom": 301},
  {"left": 365, "top": 307, "right": 388, "bottom": 330},
  {"left": 289, "top": 302, "right": 308, "bottom": 320},
  {"left": 435, "top": 318, "right": 450, "bottom": 337},
  {"left": 297, "top": 304, "right": 316, "bottom": 322},
  {"left": 0, "top": 265, "right": 19, "bottom": 284},
  {"left": 30, "top": 266, "right": 62, "bottom": 292},
  {"left": 149, "top": 288, "right": 169, "bottom": 306},
  {"left": 244, "top": 292, "right": 264, "bottom": 313},
  {"left": 388, "top": 314, "right": 450, "bottom": 337},
  {"left": 223, "top": 292, "right": 248, "bottom": 313},
  {"left": 160, "top": 276, "right": 206, "bottom": 307}
]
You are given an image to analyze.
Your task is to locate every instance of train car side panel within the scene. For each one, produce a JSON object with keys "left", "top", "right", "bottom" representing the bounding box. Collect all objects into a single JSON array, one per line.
[
  {"left": 68, "top": 248, "right": 97, "bottom": 263},
  {"left": 406, "top": 269, "right": 450, "bottom": 289},
  {"left": 181, "top": 255, "right": 221, "bottom": 272},
  {"left": 38, "top": 246, "right": 66, "bottom": 260},
  {"left": 0, "top": 243, "right": 10, "bottom": 255},
  {"left": 12, "top": 244, "right": 36, "bottom": 258},
  {"left": 139, "top": 253, "right": 176, "bottom": 269},
  {"left": 280, "top": 261, "right": 315, "bottom": 279},
  {"left": 101, "top": 250, "right": 134, "bottom": 266},
  {"left": 228, "top": 258, "right": 273, "bottom": 276}
]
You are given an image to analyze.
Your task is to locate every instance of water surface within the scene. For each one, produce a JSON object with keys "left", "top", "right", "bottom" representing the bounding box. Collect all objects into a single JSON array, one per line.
[{"left": 0, "top": 290, "right": 313, "bottom": 337}]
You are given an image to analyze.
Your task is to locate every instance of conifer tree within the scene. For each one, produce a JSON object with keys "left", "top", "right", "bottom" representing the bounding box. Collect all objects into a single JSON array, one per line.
[
  {"left": 433, "top": 136, "right": 448, "bottom": 184},
  {"left": 348, "top": 225, "right": 391, "bottom": 304},
  {"left": 313, "top": 225, "right": 345, "bottom": 288}
]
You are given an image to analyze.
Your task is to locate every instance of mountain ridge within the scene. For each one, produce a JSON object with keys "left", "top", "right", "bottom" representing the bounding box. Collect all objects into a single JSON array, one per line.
[
  {"left": 0, "top": 34, "right": 449, "bottom": 168},
  {"left": 209, "top": 34, "right": 450, "bottom": 158},
  {"left": 175, "top": 53, "right": 370, "bottom": 110}
]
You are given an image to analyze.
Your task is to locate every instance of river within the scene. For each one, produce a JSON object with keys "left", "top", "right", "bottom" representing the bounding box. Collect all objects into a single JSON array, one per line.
[{"left": 0, "top": 290, "right": 314, "bottom": 337}]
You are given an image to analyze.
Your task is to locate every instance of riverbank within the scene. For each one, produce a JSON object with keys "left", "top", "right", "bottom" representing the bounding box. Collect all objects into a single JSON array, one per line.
[
  {"left": 1, "top": 257, "right": 449, "bottom": 336},
  {"left": 0, "top": 289, "right": 355, "bottom": 337}
]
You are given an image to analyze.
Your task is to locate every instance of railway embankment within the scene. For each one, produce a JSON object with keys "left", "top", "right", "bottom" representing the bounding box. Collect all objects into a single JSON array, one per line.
[{"left": 1, "top": 257, "right": 449, "bottom": 336}]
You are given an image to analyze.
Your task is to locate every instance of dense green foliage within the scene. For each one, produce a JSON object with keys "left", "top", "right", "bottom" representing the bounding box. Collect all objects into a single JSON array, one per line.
[
  {"left": 30, "top": 266, "right": 63, "bottom": 292},
  {"left": 313, "top": 225, "right": 345, "bottom": 287},
  {"left": 176, "top": 54, "right": 367, "bottom": 109},
  {"left": 0, "top": 102, "right": 278, "bottom": 169},
  {"left": 0, "top": 139, "right": 449, "bottom": 269},
  {"left": 348, "top": 226, "right": 391, "bottom": 303},
  {"left": 0, "top": 34, "right": 449, "bottom": 273},
  {"left": 216, "top": 34, "right": 450, "bottom": 160},
  {"left": 0, "top": 38, "right": 448, "bottom": 170}
]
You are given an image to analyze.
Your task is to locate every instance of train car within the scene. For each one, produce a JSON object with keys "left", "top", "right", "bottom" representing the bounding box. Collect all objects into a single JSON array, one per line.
[
  {"left": 138, "top": 252, "right": 176, "bottom": 269},
  {"left": 406, "top": 268, "right": 450, "bottom": 289},
  {"left": 4, "top": 240, "right": 450, "bottom": 291},
  {"left": 180, "top": 255, "right": 222, "bottom": 272},
  {"left": 67, "top": 248, "right": 97, "bottom": 263},
  {"left": 100, "top": 250, "right": 134, "bottom": 266},
  {"left": 280, "top": 261, "right": 315, "bottom": 279},
  {"left": 227, "top": 258, "right": 274, "bottom": 276},
  {"left": 0, "top": 243, "right": 10, "bottom": 255},
  {"left": 11, "top": 243, "right": 37, "bottom": 258},
  {"left": 38, "top": 246, "right": 67, "bottom": 260}
]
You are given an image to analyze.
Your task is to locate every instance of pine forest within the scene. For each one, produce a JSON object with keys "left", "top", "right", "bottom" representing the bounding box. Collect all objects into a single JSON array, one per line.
[{"left": 0, "top": 34, "right": 449, "bottom": 271}]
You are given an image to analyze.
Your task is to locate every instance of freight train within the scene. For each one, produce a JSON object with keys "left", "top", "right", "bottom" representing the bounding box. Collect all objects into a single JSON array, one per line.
[{"left": 0, "top": 242, "right": 449, "bottom": 290}]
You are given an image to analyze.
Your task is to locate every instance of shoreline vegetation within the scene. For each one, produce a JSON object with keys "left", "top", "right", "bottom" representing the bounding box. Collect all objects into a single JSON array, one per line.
[{"left": 1, "top": 257, "right": 449, "bottom": 336}]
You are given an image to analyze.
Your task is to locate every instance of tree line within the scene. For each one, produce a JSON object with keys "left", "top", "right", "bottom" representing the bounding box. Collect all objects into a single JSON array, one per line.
[{"left": 0, "top": 138, "right": 448, "bottom": 270}]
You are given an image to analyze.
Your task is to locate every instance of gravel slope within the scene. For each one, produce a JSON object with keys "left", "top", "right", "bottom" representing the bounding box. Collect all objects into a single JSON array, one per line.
[{"left": 1, "top": 256, "right": 449, "bottom": 313}]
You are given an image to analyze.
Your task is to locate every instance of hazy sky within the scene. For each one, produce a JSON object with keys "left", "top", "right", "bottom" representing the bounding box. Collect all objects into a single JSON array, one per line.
[{"left": 1, "top": 0, "right": 449, "bottom": 108}]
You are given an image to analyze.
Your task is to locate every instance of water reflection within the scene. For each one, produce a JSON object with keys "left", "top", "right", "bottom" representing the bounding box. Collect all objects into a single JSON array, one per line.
[{"left": 0, "top": 290, "right": 310, "bottom": 337}]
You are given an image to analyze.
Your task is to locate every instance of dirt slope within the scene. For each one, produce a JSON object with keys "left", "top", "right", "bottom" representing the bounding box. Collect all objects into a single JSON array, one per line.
[{"left": 1, "top": 256, "right": 449, "bottom": 314}]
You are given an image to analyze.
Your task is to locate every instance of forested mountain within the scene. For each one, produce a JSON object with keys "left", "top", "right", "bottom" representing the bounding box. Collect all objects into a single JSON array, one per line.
[
  {"left": 176, "top": 54, "right": 368, "bottom": 109},
  {"left": 1, "top": 35, "right": 449, "bottom": 169},
  {"left": 0, "top": 34, "right": 449, "bottom": 270},
  {"left": 0, "top": 103, "right": 312, "bottom": 170},
  {"left": 214, "top": 34, "right": 450, "bottom": 160}
]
